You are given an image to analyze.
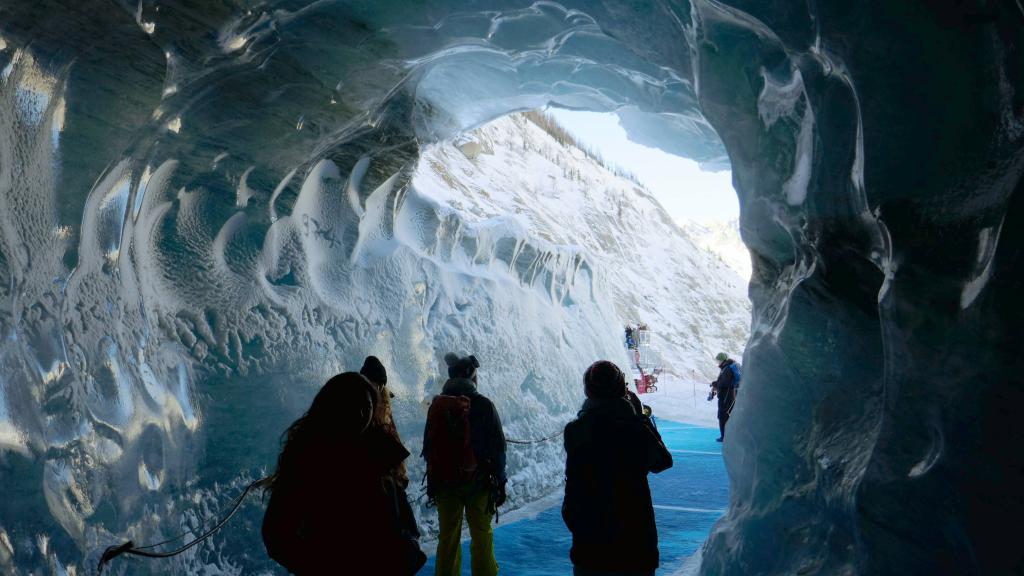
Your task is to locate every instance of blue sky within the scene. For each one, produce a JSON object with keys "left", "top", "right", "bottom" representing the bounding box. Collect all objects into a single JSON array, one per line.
[{"left": 547, "top": 109, "right": 737, "bottom": 224}]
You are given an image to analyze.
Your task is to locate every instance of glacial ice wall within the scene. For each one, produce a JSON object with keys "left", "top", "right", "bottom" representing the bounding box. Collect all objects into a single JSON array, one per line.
[{"left": 1, "top": 0, "right": 1022, "bottom": 575}]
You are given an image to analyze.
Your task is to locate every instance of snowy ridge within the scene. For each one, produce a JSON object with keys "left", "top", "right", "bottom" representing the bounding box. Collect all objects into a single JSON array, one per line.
[
  {"left": 681, "top": 218, "right": 752, "bottom": 282},
  {"left": 414, "top": 113, "right": 751, "bottom": 386}
]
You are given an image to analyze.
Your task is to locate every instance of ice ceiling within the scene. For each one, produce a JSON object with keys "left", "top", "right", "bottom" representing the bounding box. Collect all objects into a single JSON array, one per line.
[{"left": 1, "top": 0, "right": 1022, "bottom": 574}]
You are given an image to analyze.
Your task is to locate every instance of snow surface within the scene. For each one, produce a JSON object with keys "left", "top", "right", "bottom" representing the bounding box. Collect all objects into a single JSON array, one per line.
[
  {"left": 681, "top": 219, "right": 752, "bottom": 283},
  {"left": 639, "top": 376, "right": 721, "bottom": 429},
  {"left": 414, "top": 113, "right": 751, "bottom": 384}
]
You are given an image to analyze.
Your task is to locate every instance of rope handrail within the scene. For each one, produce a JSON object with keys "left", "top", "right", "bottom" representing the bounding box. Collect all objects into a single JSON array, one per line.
[
  {"left": 97, "top": 477, "right": 269, "bottom": 572},
  {"left": 98, "top": 426, "right": 567, "bottom": 570},
  {"left": 505, "top": 429, "right": 564, "bottom": 445}
]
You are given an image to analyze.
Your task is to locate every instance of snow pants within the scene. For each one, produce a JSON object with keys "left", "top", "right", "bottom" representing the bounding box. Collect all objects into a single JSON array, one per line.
[
  {"left": 434, "top": 484, "right": 499, "bottom": 576},
  {"left": 717, "top": 386, "right": 737, "bottom": 438}
]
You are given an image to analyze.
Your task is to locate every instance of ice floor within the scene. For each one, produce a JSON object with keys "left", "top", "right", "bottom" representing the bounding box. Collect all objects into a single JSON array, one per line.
[{"left": 418, "top": 421, "right": 729, "bottom": 575}]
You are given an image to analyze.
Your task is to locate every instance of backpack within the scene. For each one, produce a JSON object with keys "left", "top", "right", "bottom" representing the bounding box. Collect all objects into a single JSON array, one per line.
[
  {"left": 729, "top": 363, "right": 742, "bottom": 388},
  {"left": 424, "top": 395, "right": 478, "bottom": 492}
]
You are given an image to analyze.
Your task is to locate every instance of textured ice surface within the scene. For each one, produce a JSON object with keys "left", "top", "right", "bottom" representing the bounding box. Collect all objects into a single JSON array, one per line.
[{"left": 1, "top": 0, "right": 1023, "bottom": 574}]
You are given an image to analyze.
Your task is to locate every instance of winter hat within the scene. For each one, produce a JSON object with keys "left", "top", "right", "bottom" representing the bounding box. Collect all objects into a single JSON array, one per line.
[
  {"left": 444, "top": 353, "right": 480, "bottom": 379},
  {"left": 360, "top": 355, "right": 387, "bottom": 385},
  {"left": 715, "top": 352, "right": 729, "bottom": 363},
  {"left": 584, "top": 360, "right": 627, "bottom": 399}
]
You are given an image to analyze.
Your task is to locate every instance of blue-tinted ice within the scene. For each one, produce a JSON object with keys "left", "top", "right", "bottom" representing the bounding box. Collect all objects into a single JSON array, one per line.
[
  {"left": 418, "top": 423, "right": 728, "bottom": 575},
  {"left": 1, "top": 0, "right": 1021, "bottom": 573}
]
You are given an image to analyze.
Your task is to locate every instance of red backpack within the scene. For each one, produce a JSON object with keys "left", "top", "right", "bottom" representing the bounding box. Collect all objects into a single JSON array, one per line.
[{"left": 424, "top": 395, "right": 478, "bottom": 489}]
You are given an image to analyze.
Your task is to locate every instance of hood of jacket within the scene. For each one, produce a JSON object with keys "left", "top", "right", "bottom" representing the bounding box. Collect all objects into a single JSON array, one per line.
[
  {"left": 579, "top": 396, "right": 636, "bottom": 418},
  {"left": 565, "top": 397, "right": 637, "bottom": 452}
]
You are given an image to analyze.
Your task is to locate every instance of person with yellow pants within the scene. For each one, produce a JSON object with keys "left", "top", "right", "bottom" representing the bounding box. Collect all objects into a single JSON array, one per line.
[
  {"left": 424, "top": 353, "right": 507, "bottom": 576},
  {"left": 434, "top": 483, "right": 499, "bottom": 576}
]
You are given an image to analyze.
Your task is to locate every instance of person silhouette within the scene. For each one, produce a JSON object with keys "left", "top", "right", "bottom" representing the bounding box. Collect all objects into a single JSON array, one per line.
[
  {"left": 711, "top": 353, "right": 740, "bottom": 442},
  {"left": 262, "top": 372, "right": 425, "bottom": 575},
  {"left": 562, "top": 361, "right": 673, "bottom": 576},
  {"left": 424, "top": 353, "right": 506, "bottom": 576},
  {"left": 361, "top": 355, "right": 410, "bottom": 489}
]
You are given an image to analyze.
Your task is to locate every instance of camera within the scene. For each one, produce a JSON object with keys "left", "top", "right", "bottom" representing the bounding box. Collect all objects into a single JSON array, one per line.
[{"left": 706, "top": 382, "right": 717, "bottom": 401}]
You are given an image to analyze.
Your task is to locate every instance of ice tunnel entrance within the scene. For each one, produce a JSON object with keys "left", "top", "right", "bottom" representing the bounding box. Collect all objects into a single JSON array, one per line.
[
  {"left": 415, "top": 106, "right": 751, "bottom": 415},
  {"left": 3, "top": 0, "right": 1022, "bottom": 574},
  {"left": 404, "top": 106, "right": 749, "bottom": 573},
  {"left": 545, "top": 107, "right": 751, "bottom": 419},
  {"left": 0, "top": 0, "right": 842, "bottom": 572}
]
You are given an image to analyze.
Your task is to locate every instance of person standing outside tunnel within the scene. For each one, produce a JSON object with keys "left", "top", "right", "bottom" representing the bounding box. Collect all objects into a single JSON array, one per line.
[
  {"left": 710, "top": 352, "right": 741, "bottom": 442},
  {"left": 424, "top": 353, "right": 507, "bottom": 576},
  {"left": 562, "top": 360, "right": 673, "bottom": 576}
]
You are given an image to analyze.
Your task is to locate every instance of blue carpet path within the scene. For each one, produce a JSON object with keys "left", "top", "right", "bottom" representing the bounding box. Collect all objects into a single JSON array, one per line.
[{"left": 417, "top": 421, "right": 729, "bottom": 575}]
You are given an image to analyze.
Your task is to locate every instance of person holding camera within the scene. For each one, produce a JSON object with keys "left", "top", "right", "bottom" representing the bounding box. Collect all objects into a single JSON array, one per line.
[
  {"left": 262, "top": 373, "right": 426, "bottom": 575},
  {"left": 562, "top": 360, "right": 673, "bottom": 576},
  {"left": 708, "top": 352, "right": 741, "bottom": 442}
]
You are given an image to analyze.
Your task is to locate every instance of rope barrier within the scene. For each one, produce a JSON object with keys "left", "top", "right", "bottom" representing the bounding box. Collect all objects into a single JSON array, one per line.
[
  {"left": 97, "top": 477, "right": 270, "bottom": 572},
  {"left": 505, "top": 429, "right": 564, "bottom": 445},
  {"left": 99, "top": 427, "right": 565, "bottom": 570},
  {"left": 410, "top": 487, "right": 430, "bottom": 504}
]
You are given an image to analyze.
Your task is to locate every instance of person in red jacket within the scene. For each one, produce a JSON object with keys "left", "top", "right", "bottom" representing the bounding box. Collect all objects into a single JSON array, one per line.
[{"left": 562, "top": 361, "right": 673, "bottom": 576}]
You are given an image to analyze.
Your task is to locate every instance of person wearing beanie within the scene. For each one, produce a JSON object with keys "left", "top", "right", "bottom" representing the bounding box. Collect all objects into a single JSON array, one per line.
[
  {"left": 583, "top": 360, "right": 628, "bottom": 398},
  {"left": 360, "top": 355, "right": 388, "bottom": 387},
  {"left": 360, "top": 356, "right": 409, "bottom": 488},
  {"left": 584, "top": 360, "right": 646, "bottom": 417},
  {"left": 710, "top": 353, "right": 741, "bottom": 442},
  {"left": 424, "top": 353, "right": 506, "bottom": 576},
  {"left": 562, "top": 361, "right": 673, "bottom": 576}
]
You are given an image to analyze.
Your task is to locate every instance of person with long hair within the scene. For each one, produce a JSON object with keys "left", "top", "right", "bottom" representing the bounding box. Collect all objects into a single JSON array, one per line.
[{"left": 262, "top": 372, "right": 425, "bottom": 575}]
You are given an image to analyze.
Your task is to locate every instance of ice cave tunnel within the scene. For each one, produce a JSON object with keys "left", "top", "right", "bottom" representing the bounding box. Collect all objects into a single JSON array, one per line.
[{"left": 0, "top": 0, "right": 1022, "bottom": 574}]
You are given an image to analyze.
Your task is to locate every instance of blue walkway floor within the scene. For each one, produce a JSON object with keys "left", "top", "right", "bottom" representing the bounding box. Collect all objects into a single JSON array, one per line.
[{"left": 418, "top": 421, "right": 728, "bottom": 575}]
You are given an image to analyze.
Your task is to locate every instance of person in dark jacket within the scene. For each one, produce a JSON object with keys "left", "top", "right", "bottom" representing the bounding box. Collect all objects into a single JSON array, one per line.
[
  {"left": 425, "top": 353, "right": 507, "bottom": 576},
  {"left": 361, "top": 355, "right": 409, "bottom": 488},
  {"left": 262, "top": 372, "right": 426, "bottom": 575},
  {"left": 711, "top": 352, "right": 739, "bottom": 442},
  {"left": 562, "top": 360, "right": 673, "bottom": 576}
]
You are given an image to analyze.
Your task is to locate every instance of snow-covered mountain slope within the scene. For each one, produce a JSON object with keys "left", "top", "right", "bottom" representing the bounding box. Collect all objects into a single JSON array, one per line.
[
  {"left": 682, "top": 219, "right": 752, "bottom": 282},
  {"left": 413, "top": 113, "right": 751, "bottom": 386}
]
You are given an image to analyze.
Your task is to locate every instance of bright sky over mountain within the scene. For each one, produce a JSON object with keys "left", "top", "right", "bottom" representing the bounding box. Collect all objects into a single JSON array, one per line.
[{"left": 547, "top": 109, "right": 738, "bottom": 224}]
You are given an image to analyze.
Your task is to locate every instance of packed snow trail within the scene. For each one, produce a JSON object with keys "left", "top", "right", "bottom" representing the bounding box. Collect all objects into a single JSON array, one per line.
[{"left": 417, "top": 422, "right": 728, "bottom": 575}]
